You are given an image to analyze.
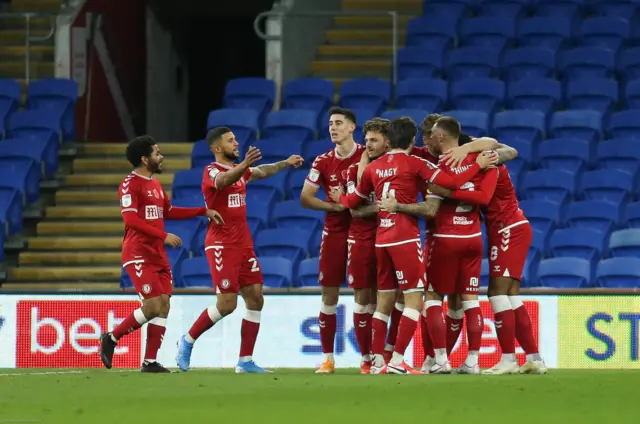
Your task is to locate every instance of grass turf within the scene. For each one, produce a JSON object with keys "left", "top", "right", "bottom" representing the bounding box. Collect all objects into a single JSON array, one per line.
[{"left": 0, "top": 369, "right": 636, "bottom": 423}]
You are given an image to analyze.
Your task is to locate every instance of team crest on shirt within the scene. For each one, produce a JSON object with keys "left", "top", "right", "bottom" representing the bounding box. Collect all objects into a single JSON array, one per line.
[
  {"left": 348, "top": 274, "right": 354, "bottom": 285},
  {"left": 142, "top": 284, "right": 151, "bottom": 294},
  {"left": 330, "top": 174, "right": 337, "bottom": 182},
  {"left": 341, "top": 170, "right": 348, "bottom": 180},
  {"left": 121, "top": 194, "right": 132, "bottom": 207},
  {"left": 221, "top": 279, "right": 230, "bottom": 289},
  {"left": 319, "top": 272, "right": 324, "bottom": 281},
  {"left": 308, "top": 168, "right": 320, "bottom": 182}
]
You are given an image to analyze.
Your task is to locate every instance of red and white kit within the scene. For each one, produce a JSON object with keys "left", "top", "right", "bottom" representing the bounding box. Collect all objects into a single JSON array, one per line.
[
  {"left": 427, "top": 153, "right": 498, "bottom": 295},
  {"left": 484, "top": 164, "right": 532, "bottom": 280},
  {"left": 202, "top": 163, "right": 263, "bottom": 293},
  {"left": 345, "top": 163, "right": 377, "bottom": 289},
  {"left": 119, "top": 172, "right": 206, "bottom": 299},
  {"left": 341, "top": 151, "right": 482, "bottom": 293},
  {"left": 305, "top": 144, "right": 365, "bottom": 286}
]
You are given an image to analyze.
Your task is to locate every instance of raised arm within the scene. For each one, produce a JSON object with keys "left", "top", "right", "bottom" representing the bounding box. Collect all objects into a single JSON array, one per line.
[
  {"left": 495, "top": 144, "right": 518, "bottom": 164},
  {"left": 426, "top": 152, "right": 497, "bottom": 190},
  {"left": 443, "top": 138, "right": 518, "bottom": 167},
  {"left": 248, "top": 155, "right": 304, "bottom": 182},
  {"left": 211, "top": 146, "right": 262, "bottom": 190},
  {"left": 449, "top": 167, "right": 498, "bottom": 206}
]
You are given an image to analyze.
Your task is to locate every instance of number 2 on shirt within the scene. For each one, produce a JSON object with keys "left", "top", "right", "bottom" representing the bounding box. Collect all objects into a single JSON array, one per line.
[{"left": 382, "top": 181, "right": 396, "bottom": 199}]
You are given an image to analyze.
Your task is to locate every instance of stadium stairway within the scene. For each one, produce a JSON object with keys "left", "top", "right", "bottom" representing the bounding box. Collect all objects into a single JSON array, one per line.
[
  {"left": 312, "top": 0, "right": 419, "bottom": 92},
  {"left": 5, "top": 142, "right": 192, "bottom": 290},
  {"left": 0, "top": 0, "right": 58, "bottom": 100}
]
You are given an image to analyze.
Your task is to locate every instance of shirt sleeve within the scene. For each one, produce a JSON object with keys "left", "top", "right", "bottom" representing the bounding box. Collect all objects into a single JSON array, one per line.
[
  {"left": 449, "top": 167, "right": 498, "bottom": 206},
  {"left": 429, "top": 163, "right": 482, "bottom": 190},
  {"left": 340, "top": 167, "right": 371, "bottom": 208},
  {"left": 119, "top": 181, "right": 139, "bottom": 214},
  {"left": 305, "top": 157, "right": 324, "bottom": 188}
]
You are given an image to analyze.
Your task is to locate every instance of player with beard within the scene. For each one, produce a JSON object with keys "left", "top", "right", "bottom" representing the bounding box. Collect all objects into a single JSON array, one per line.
[
  {"left": 100, "top": 136, "right": 224, "bottom": 372},
  {"left": 344, "top": 118, "right": 390, "bottom": 373},
  {"left": 301, "top": 107, "right": 365, "bottom": 374},
  {"left": 176, "top": 127, "right": 303, "bottom": 373}
]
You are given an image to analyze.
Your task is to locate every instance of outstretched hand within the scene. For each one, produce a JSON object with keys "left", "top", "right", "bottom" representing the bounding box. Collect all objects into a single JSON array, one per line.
[
  {"left": 206, "top": 209, "right": 224, "bottom": 225},
  {"left": 286, "top": 155, "right": 304, "bottom": 168},
  {"left": 378, "top": 192, "right": 399, "bottom": 213},
  {"left": 241, "top": 146, "right": 262, "bottom": 167},
  {"left": 441, "top": 145, "right": 469, "bottom": 168}
]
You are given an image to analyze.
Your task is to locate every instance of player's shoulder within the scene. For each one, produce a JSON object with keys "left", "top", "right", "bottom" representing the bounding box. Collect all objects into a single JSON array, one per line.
[
  {"left": 120, "top": 172, "right": 141, "bottom": 190},
  {"left": 311, "top": 148, "right": 334, "bottom": 168},
  {"left": 411, "top": 154, "right": 439, "bottom": 169},
  {"left": 205, "top": 162, "right": 226, "bottom": 178}
]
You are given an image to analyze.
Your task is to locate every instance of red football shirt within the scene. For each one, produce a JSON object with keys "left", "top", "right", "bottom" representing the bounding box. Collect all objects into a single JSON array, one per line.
[
  {"left": 433, "top": 153, "right": 498, "bottom": 238},
  {"left": 202, "top": 162, "right": 253, "bottom": 248},
  {"left": 305, "top": 143, "right": 365, "bottom": 233},
  {"left": 119, "top": 172, "right": 171, "bottom": 267},
  {"left": 483, "top": 164, "right": 528, "bottom": 230},
  {"left": 345, "top": 163, "right": 376, "bottom": 242},
  {"left": 341, "top": 151, "right": 482, "bottom": 246}
]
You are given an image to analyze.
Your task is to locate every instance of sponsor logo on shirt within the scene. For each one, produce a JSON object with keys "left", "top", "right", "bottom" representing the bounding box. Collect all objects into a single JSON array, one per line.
[
  {"left": 228, "top": 193, "right": 246, "bottom": 208},
  {"left": 121, "top": 194, "right": 132, "bottom": 207},
  {"left": 453, "top": 216, "right": 474, "bottom": 225},
  {"left": 380, "top": 218, "right": 394, "bottom": 228},
  {"left": 145, "top": 205, "right": 164, "bottom": 220}
]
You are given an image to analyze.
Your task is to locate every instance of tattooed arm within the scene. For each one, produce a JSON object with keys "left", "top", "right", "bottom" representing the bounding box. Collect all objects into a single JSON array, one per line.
[
  {"left": 378, "top": 194, "right": 443, "bottom": 218},
  {"left": 351, "top": 203, "right": 378, "bottom": 219},
  {"left": 248, "top": 155, "right": 304, "bottom": 182}
]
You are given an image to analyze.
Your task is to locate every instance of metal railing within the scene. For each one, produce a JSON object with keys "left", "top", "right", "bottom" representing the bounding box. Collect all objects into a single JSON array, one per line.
[
  {"left": 0, "top": 12, "right": 56, "bottom": 84},
  {"left": 253, "top": 10, "right": 399, "bottom": 87}
]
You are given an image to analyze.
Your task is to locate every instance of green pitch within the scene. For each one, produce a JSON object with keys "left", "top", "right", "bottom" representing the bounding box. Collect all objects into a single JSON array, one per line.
[{"left": 0, "top": 369, "right": 636, "bottom": 423}]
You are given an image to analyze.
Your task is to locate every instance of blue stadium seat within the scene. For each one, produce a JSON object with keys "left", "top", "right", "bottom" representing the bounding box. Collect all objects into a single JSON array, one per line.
[
  {"left": 607, "top": 110, "right": 640, "bottom": 140},
  {"left": 519, "top": 199, "right": 562, "bottom": 236},
  {"left": 297, "top": 256, "right": 319, "bottom": 287},
  {"left": 506, "top": 137, "right": 539, "bottom": 170},
  {"left": 624, "top": 202, "right": 640, "bottom": 228},
  {"left": 405, "top": 17, "right": 457, "bottom": 50},
  {"left": 254, "top": 229, "right": 311, "bottom": 266},
  {"left": 179, "top": 256, "right": 213, "bottom": 288},
  {"left": 533, "top": 0, "right": 584, "bottom": 19},
  {"left": 0, "top": 79, "right": 21, "bottom": 128},
  {"left": 501, "top": 47, "right": 556, "bottom": 82},
  {"left": 536, "top": 257, "right": 592, "bottom": 288},
  {"left": 256, "top": 139, "right": 304, "bottom": 165},
  {"left": 443, "top": 110, "right": 489, "bottom": 137},
  {"left": 479, "top": 0, "right": 528, "bottom": 18},
  {"left": 193, "top": 228, "right": 206, "bottom": 256},
  {"left": 561, "top": 47, "right": 615, "bottom": 79},
  {"left": 580, "top": 170, "right": 634, "bottom": 204},
  {"left": 0, "top": 157, "right": 41, "bottom": 204},
  {"left": 339, "top": 78, "right": 391, "bottom": 115},
  {"left": 395, "top": 78, "right": 448, "bottom": 111},
  {"left": 0, "top": 138, "right": 51, "bottom": 178},
  {"left": 165, "top": 221, "right": 201, "bottom": 253},
  {"left": 171, "top": 196, "right": 204, "bottom": 208},
  {"left": 596, "top": 139, "right": 640, "bottom": 175},
  {"left": 259, "top": 256, "right": 293, "bottom": 288},
  {"left": 397, "top": 47, "right": 444, "bottom": 80},
  {"left": 282, "top": 78, "right": 334, "bottom": 125},
  {"left": 530, "top": 228, "right": 548, "bottom": 256},
  {"left": 618, "top": 47, "right": 640, "bottom": 82},
  {"left": 303, "top": 139, "right": 334, "bottom": 167},
  {"left": 538, "top": 139, "right": 591, "bottom": 174},
  {"left": 608, "top": 229, "right": 640, "bottom": 257},
  {"left": 480, "top": 258, "right": 489, "bottom": 286},
  {"left": 549, "top": 228, "right": 607, "bottom": 262},
  {"left": 422, "top": 0, "right": 472, "bottom": 21},
  {"left": 624, "top": 80, "right": 640, "bottom": 109},
  {"left": 445, "top": 47, "right": 500, "bottom": 81},
  {"left": 459, "top": 17, "right": 515, "bottom": 50},
  {"left": 247, "top": 169, "right": 287, "bottom": 200},
  {"left": 596, "top": 257, "right": 640, "bottom": 288},
  {"left": 271, "top": 200, "right": 324, "bottom": 233},
  {"left": 505, "top": 158, "right": 526, "bottom": 186},
  {"left": 206, "top": 109, "right": 259, "bottom": 143},
  {"left": 508, "top": 77, "right": 561, "bottom": 115},
  {"left": 287, "top": 169, "right": 310, "bottom": 198},
  {"left": 8, "top": 110, "right": 60, "bottom": 174},
  {"left": 26, "top": 78, "right": 78, "bottom": 141},
  {"left": 172, "top": 169, "right": 203, "bottom": 200},
  {"left": 549, "top": 110, "right": 602, "bottom": 145},
  {"left": 589, "top": 0, "right": 639, "bottom": 18},
  {"left": 262, "top": 110, "right": 317, "bottom": 141},
  {"left": 518, "top": 17, "right": 572, "bottom": 50},
  {"left": 246, "top": 200, "right": 270, "bottom": 235},
  {"left": 492, "top": 110, "right": 545, "bottom": 145},
  {"left": 166, "top": 246, "right": 188, "bottom": 278},
  {"left": 566, "top": 78, "right": 618, "bottom": 116},
  {"left": 191, "top": 139, "right": 211, "bottom": 169},
  {"left": 450, "top": 78, "right": 505, "bottom": 113},
  {"left": 521, "top": 170, "right": 577, "bottom": 203},
  {"left": 577, "top": 17, "right": 630, "bottom": 51},
  {"left": 0, "top": 187, "right": 22, "bottom": 236},
  {"left": 566, "top": 200, "right": 622, "bottom": 234},
  {"left": 222, "top": 78, "right": 275, "bottom": 124},
  {"left": 522, "top": 249, "right": 541, "bottom": 287},
  {"left": 381, "top": 109, "right": 428, "bottom": 127}
]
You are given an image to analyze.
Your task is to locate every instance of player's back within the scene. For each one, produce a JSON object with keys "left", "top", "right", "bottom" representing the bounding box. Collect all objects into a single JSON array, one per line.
[
  {"left": 368, "top": 152, "right": 426, "bottom": 246},
  {"left": 433, "top": 153, "right": 484, "bottom": 238},
  {"left": 483, "top": 164, "right": 525, "bottom": 228},
  {"left": 202, "top": 162, "right": 253, "bottom": 248}
]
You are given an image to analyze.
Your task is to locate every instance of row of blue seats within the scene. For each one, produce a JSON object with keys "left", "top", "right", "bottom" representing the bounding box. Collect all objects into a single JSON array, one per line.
[
  {"left": 0, "top": 78, "right": 78, "bottom": 141},
  {"left": 529, "top": 227, "right": 640, "bottom": 261}
]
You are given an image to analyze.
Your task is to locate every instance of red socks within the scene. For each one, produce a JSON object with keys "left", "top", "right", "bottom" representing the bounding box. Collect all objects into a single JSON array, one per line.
[
  {"left": 188, "top": 306, "right": 223, "bottom": 342},
  {"left": 462, "top": 301, "right": 483, "bottom": 353},
  {"left": 354, "top": 304, "right": 372, "bottom": 358},
  {"left": 144, "top": 317, "right": 166, "bottom": 361},
  {"left": 425, "top": 300, "right": 447, "bottom": 351},
  {"left": 420, "top": 309, "right": 436, "bottom": 358},
  {"left": 445, "top": 308, "right": 464, "bottom": 355},
  {"left": 371, "top": 312, "right": 389, "bottom": 356},
  {"left": 319, "top": 304, "right": 337, "bottom": 358},
  {"left": 393, "top": 308, "right": 420, "bottom": 357},
  {"left": 490, "top": 295, "right": 516, "bottom": 355},
  {"left": 510, "top": 296, "right": 539, "bottom": 354},
  {"left": 112, "top": 308, "right": 148, "bottom": 340},
  {"left": 239, "top": 310, "right": 261, "bottom": 359},
  {"left": 385, "top": 303, "right": 404, "bottom": 351}
]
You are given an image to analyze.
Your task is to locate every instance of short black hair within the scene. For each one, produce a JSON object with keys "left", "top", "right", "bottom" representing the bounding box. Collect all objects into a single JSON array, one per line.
[
  {"left": 126, "top": 135, "right": 156, "bottom": 167},
  {"left": 387, "top": 117, "right": 417, "bottom": 150},
  {"left": 329, "top": 106, "right": 356, "bottom": 124},
  {"left": 206, "top": 126, "right": 231, "bottom": 146},
  {"left": 459, "top": 132, "right": 472, "bottom": 145}
]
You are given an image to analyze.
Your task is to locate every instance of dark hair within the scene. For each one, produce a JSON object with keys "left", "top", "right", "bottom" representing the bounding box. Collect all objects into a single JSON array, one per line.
[
  {"left": 329, "top": 106, "right": 357, "bottom": 124},
  {"left": 433, "top": 116, "right": 461, "bottom": 139},
  {"left": 362, "top": 117, "right": 391, "bottom": 136},
  {"left": 387, "top": 117, "right": 418, "bottom": 150},
  {"left": 126, "top": 135, "right": 156, "bottom": 167},
  {"left": 421, "top": 113, "right": 443, "bottom": 136},
  {"left": 459, "top": 132, "right": 472, "bottom": 145},
  {"left": 206, "top": 126, "right": 231, "bottom": 146}
]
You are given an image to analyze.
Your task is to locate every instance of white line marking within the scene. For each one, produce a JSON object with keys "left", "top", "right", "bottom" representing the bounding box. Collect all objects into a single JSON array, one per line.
[{"left": 0, "top": 369, "right": 145, "bottom": 377}]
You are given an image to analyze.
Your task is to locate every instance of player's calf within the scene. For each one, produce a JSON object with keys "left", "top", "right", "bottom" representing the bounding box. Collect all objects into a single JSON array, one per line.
[
  {"left": 100, "top": 306, "right": 153, "bottom": 369},
  {"left": 388, "top": 291, "right": 422, "bottom": 371}
]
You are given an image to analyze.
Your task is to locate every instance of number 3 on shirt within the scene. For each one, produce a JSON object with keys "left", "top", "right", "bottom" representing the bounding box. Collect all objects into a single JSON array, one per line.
[
  {"left": 382, "top": 182, "right": 396, "bottom": 199},
  {"left": 455, "top": 182, "right": 474, "bottom": 213}
]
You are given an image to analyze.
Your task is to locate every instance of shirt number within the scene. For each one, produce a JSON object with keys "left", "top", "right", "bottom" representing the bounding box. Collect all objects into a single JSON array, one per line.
[{"left": 382, "top": 182, "right": 396, "bottom": 199}]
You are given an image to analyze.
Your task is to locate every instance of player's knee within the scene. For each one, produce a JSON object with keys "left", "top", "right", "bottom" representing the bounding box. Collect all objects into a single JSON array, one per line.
[
  {"left": 353, "top": 288, "right": 370, "bottom": 305},
  {"left": 245, "top": 294, "right": 264, "bottom": 311},
  {"left": 488, "top": 277, "right": 510, "bottom": 297},
  {"left": 141, "top": 296, "right": 164, "bottom": 318},
  {"left": 216, "top": 294, "right": 237, "bottom": 315},
  {"left": 321, "top": 288, "right": 339, "bottom": 306}
]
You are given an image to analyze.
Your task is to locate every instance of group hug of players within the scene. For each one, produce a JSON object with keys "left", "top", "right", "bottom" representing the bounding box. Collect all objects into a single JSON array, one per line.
[{"left": 99, "top": 106, "right": 546, "bottom": 375}]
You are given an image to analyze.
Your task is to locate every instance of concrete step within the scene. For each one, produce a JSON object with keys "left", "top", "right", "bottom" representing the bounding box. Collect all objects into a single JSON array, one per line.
[
  {"left": 0, "top": 30, "right": 54, "bottom": 44},
  {"left": 46, "top": 206, "right": 121, "bottom": 219},
  {"left": 73, "top": 157, "right": 191, "bottom": 172},
  {"left": 55, "top": 189, "right": 172, "bottom": 204},
  {"left": 326, "top": 29, "right": 406, "bottom": 45},
  {"left": 37, "top": 221, "right": 123, "bottom": 235},
  {"left": 27, "top": 236, "right": 122, "bottom": 250},
  {"left": 20, "top": 251, "right": 122, "bottom": 266},
  {"left": 310, "top": 60, "right": 391, "bottom": 78},
  {"left": 11, "top": 266, "right": 121, "bottom": 281},
  {"left": 82, "top": 142, "right": 193, "bottom": 156},
  {"left": 1, "top": 282, "right": 119, "bottom": 290},
  {"left": 317, "top": 45, "right": 393, "bottom": 58},
  {"left": 341, "top": 0, "right": 422, "bottom": 11},
  {"left": 0, "top": 16, "right": 54, "bottom": 30},
  {"left": 11, "top": 0, "right": 62, "bottom": 14},
  {"left": 65, "top": 173, "right": 174, "bottom": 187},
  {"left": 0, "top": 45, "right": 54, "bottom": 60},
  {"left": 0, "top": 60, "right": 54, "bottom": 79},
  {"left": 333, "top": 15, "right": 413, "bottom": 28}
]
